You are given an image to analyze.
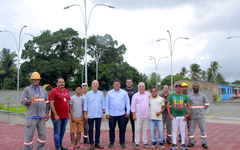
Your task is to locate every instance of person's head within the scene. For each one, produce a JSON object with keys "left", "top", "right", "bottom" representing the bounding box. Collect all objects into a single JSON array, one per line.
[
  {"left": 138, "top": 82, "right": 145, "bottom": 94},
  {"left": 192, "top": 82, "right": 200, "bottom": 92},
  {"left": 181, "top": 82, "right": 189, "bottom": 93},
  {"left": 56, "top": 78, "right": 65, "bottom": 89},
  {"left": 30, "top": 72, "right": 41, "bottom": 86},
  {"left": 126, "top": 78, "right": 133, "bottom": 88},
  {"left": 81, "top": 83, "right": 88, "bottom": 93},
  {"left": 75, "top": 85, "right": 82, "bottom": 95},
  {"left": 91, "top": 80, "right": 99, "bottom": 91},
  {"left": 163, "top": 84, "right": 169, "bottom": 93},
  {"left": 150, "top": 87, "right": 158, "bottom": 98},
  {"left": 113, "top": 79, "right": 121, "bottom": 91},
  {"left": 175, "top": 83, "right": 182, "bottom": 94}
]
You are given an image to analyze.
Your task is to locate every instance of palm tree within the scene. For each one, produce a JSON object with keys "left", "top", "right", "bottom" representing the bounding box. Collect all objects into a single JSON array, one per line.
[
  {"left": 188, "top": 63, "right": 202, "bottom": 81},
  {"left": 180, "top": 67, "right": 187, "bottom": 77},
  {"left": 200, "top": 70, "right": 207, "bottom": 81},
  {"left": 210, "top": 61, "right": 221, "bottom": 77},
  {"left": 0, "top": 48, "right": 17, "bottom": 78},
  {"left": 207, "top": 68, "right": 215, "bottom": 82}
]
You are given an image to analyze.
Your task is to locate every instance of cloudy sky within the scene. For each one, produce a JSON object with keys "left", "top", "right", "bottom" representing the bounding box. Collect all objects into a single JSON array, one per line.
[{"left": 0, "top": 0, "right": 239, "bottom": 83}]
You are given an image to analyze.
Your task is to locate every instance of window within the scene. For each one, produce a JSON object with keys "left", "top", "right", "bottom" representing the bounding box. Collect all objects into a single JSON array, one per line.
[{"left": 221, "top": 88, "right": 226, "bottom": 94}]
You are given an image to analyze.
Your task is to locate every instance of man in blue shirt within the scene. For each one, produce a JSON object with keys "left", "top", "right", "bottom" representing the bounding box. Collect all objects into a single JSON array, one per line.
[
  {"left": 84, "top": 80, "right": 105, "bottom": 150},
  {"left": 106, "top": 79, "right": 130, "bottom": 149}
]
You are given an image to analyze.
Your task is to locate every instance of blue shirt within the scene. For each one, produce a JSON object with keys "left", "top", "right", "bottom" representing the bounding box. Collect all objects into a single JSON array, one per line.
[
  {"left": 105, "top": 89, "right": 130, "bottom": 116},
  {"left": 84, "top": 90, "right": 105, "bottom": 119}
]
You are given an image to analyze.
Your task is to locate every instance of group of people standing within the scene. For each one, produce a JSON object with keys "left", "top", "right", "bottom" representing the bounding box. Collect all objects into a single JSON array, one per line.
[{"left": 21, "top": 72, "right": 209, "bottom": 150}]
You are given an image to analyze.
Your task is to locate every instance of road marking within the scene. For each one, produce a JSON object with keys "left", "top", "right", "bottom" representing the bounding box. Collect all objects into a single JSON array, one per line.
[{"left": 205, "top": 109, "right": 240, "bottom": 117}]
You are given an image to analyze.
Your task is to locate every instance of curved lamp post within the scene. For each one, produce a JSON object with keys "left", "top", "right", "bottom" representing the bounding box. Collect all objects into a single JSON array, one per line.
[
  {"left": 157, "top": 30, "right": 189, "bottom": 93},
  {"left": 149, "top": 56, "right": 169, "bottom": 88},
  {"left": 0, "top": 25, "right": 34, "bottom": 110},
  {"left": 64, "top": 0, "right": 114, "bottom": 84}
]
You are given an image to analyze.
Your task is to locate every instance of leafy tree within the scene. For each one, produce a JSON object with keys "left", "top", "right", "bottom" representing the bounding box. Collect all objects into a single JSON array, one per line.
[
  {"left": 161, "top": 74, "right": 190, "bottom": 89},
  {"left": 0, "top": 48, "right": 17, "bottom": 79},
  {"left": 200, "top": 70, "right": 207, "bottom": 81},
  {"left": 232, "top": 80, "right": 240, "bottom": 84},
  {"left": 148, "top": 72, "right": 161, "bottom": 89},
  {"left": 216, "top": 73, "right": 227, "bottom": 84},
  {"left": 180, "top": 67, "right": 188, "bottom": 77},
  {"left": 20, "top": 28, "right": 85, "bottom": 88},
  {"left": 210, "top": 61, "right": 221, "bottom": 77},
  {"left": 1, "top": 77, "right": 17, "bottom": 89},
  {"left": 188, "top": 63, "right": 202, "bottom": 81},
  {"left": 207, "top": 68, "right": 215, "bottom": 82}
]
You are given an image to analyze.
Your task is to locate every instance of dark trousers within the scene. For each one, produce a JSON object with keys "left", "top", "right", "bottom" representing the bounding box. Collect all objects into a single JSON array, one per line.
[
  {"left": 88, "top": 118, "right": 102, "bottom": 144},
  {"left": 84, "top": 119, "right": 89, "bottom": 138},
  {"left": 109, "top": 115, "right": 125, "bottom": 143},
  {"left": 125, "top": 112, "right": 135, "bottom": 141}
]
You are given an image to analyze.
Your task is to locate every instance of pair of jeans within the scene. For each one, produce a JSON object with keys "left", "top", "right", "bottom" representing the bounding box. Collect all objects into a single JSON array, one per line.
[
  {"left": 149, "top": 119, "right": 164, "bottom": 144},
  {"left": 109, "top": 115, "right": 125, "bottom": 143},
  {"left": 88, "top": 118, "right": 102, "bottom": 144},
  {"left": 125, "top": 112, "right": 135, "bottom": 142},
  {"left": 51, "top": 118, "right": 68, "bottom": 149}
]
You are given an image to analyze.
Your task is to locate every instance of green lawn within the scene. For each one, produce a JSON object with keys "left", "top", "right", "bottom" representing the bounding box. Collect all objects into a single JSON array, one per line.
[{"left": 1, "top": 106, "right": 27, "bottom": 113}]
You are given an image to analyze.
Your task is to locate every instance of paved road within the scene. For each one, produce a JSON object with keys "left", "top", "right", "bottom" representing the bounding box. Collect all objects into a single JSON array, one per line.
[{"left": 206, "top": 103, "right": 240, "bottom": 118}]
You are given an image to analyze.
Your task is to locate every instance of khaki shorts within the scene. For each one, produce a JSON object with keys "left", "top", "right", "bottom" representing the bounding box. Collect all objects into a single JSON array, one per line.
[{"left": 70, "top": 116, "right": 84, "bottom": 134}]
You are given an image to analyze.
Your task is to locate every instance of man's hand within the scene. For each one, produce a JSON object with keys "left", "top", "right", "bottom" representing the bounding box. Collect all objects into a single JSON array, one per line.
[
  {"left": 55, "top": 114, "right": 60, "bottom": 121},
  {"left": 106, "top": 114, "right": 110, "bottom": 119},
  {"left": 85, "top": 114, "right": 88, "bottom": 120},
  {"left": 125, "top": 113, "right": 130, "bottom": 118},
  {"left": 102, "top": 113, "right": 105, "bottom": 119},
  {"left": 156, "top": 111, "right": 161, "bottom": 116},
  {"left": 31, "top": 97, "right": 36, "bottom": 104},
  {"left": 188, "top": 116, "right": 192, "bottom": 120},
  {"left": 169, "top": 115, "right": 174, "bottom": 120},
  {"left": 71, "top": 117, "right": 76, "bottom": 122},
  {"left": 184, "top": 115, "right": 189, "bottom": 121},
  {"left": 44, "top": 113, "right": 49, "bottom": 122},
  {"left": 133, "top": 115, "right": 137, "bottom": 120}
]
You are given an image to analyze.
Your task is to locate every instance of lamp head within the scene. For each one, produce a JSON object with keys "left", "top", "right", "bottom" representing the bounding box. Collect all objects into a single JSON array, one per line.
[
  {"left": 226, "top": 37, "right": 231, "bottom": 39},
  {"left": 167, "top": 30, "right": 170, "bottom": 33},
  {"left": 64, "top": 6, "right": 69, "bottom": 9},
  {"left": 109, "top": 6, "right": 115, "bottom": 9},
  {"left": 149, "top": 56, "right": 153, "bottom": 60},
  {"left": 185, "top": 38, "right": 189, "bottom": 40}
]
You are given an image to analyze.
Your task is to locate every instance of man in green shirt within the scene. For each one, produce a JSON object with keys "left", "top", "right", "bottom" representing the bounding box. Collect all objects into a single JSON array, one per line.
[{"left": 167, "top": 83, "right": 191, "bottom": 150}]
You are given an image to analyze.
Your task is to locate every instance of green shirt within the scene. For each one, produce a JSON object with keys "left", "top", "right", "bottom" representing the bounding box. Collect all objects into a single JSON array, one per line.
[{"left": 167, "top": 93, "right": 189, "bottom": 117}]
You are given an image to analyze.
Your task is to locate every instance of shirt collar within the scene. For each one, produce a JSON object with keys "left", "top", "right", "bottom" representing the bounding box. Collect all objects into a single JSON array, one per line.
[
  {"left": 32, "top": 84, "right": 40, "bottom": 93},
  {"left": 139, "top": 91, "right": 146, "bottom": 95},
  {"left": 151, "top": 95, "right": 160, "bottom": 99},
  {"left": 113, "top": 88, "right": 122, "bottom": 92}
]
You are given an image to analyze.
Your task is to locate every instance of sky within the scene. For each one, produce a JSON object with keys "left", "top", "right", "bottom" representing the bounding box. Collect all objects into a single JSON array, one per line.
[{"left": 0, "top": 0, "right": 240, "bottom": 83}]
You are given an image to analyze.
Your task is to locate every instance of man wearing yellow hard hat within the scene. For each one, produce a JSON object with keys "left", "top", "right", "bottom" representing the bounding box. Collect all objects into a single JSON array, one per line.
[{"left": 21, "top": 72, "right": 49, "bottom": 150}]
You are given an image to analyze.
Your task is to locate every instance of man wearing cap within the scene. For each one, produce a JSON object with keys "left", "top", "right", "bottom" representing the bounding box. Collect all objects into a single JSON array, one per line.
[
  {"left": 178, "top": 82, "right": 190, "bottom": 142},
  {"left": 167, "top": 83, "right": 190, "bottom": 150},
  {"left": 159, "top": 84, "right": 172, "bottom": 144},
  {"left": 187, "top": 83, "right": 209, "bottom": 149},
  {"left": 49, "top": 78, "right": 70, "bottom": 150},
  {"left": 81, "top": 83, "right": 89, "bottom": 143},
  {"left": 21, "top": 72, "right": 49, "bottom": 150}
]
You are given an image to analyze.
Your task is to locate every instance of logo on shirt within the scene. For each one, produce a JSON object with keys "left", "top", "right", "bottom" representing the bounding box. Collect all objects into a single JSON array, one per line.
[{"left": 173, "top": 96, "right": 184, "bottom": 109}]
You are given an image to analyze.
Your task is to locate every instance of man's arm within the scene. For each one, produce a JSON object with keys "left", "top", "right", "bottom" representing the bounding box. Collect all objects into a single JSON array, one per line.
[
  {"left": 167, "top": 101, "right": 173, "bottom": 120},
  {"left": 156, "top": 105, "right": 165, "bottom": 116},
  {"left": 184, "top": 102, "right": 191, "bottom": 121},
  {"left": 49, "top": 100, "right": 59, "bottom": 121},
  {"left": 69, "top": 104, "right": 75, "bottom": 122},
  {"left": 203, "top": 94, "right": 210, "bottom": 110},
  {"left": 105, "top": 93, "right": 110, "bottom": 119},
  {"left": 131, "top": 94, "right": 137, "bottom": 120},
  {"left": 125, "top": 92, "right": 130, "bottom": 118}
]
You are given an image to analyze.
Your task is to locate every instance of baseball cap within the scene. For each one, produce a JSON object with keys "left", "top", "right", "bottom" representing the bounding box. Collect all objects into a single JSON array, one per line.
[
  {"left": 181, "top": 82, "right": 189, "bottom": 88},
  {"left": 175, "top": 83, "right": 182, "bottom": 87},
  {"left": 81, "top": 83, "right": 88, "bottom": 86}
]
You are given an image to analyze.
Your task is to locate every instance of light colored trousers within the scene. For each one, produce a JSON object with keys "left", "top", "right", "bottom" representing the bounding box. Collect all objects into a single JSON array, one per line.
[
  {"left": 134, "top": 116, "right": 148, "bottom": 145},
  {"left": 172, "top": 116, "right": 186, "bottom": 145}
]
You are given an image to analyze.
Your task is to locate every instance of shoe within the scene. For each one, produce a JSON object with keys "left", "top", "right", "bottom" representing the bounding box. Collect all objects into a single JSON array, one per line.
[
  {"left": 167, "top": 140, "right": 172, "bottom": 144},
  {"left": 143, "top": 143, "right": 150, "bottom": 148},
  {"left": 159, "top": 143, "right": 165, "bottom": 149},
  {"left": 181, "top": 144, "right": 188, "bottom": 150},
  {"left": 120, "top": 143, "right": 126, "bottom": 149},
  {"left": 151, "top": 143, "right": 157, "bottom": 148},
  {"left": 95, "top": 144, "right": 104, "bottom": 149},
  {"left": 187, "top": 143, "right": 194, "bottom": 147},
  {"left": 56, "top": 147, "right": 61, "bottom": 150},
  {"left": 90, "top": 144, "right": 94, "bottom": 150},
  {"left": 60, "top": 145, "right": 68, "bottom": 150},
  {"left": 135, "top": 144, "right": 139, "bottom": 149},
  {"left": 69, "top": 146, "right": 75, "bottom": 150},
  {"left": 202, "top": 144, "right": 209, "bottom": 149},
  {"left": 108, "top": 142, "right": 114, "bottom": 148},
  {"left": 76, "top": 145, "right": 85, "bottom": 149},
  {"left": 170, "top": 144, "right": 178, "bottom": 150},
  {"left": 84, "top": 138, "right": 89, "bottom": 144}
]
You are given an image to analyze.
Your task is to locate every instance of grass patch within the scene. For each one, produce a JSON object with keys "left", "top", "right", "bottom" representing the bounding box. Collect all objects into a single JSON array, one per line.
[{"left": 2, "top": 106, "right": 27, "bottom": 113}]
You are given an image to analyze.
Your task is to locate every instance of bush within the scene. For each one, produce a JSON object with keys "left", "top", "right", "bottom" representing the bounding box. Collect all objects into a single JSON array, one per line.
[
  {"left": 0, "top": 104, "right": 4, "bottom": 110},
  {"left": 214, "top": 94, "right": 218, "bottom": 101}
]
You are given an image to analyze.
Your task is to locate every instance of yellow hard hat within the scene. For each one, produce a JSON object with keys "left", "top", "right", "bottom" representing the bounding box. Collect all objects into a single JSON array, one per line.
[
  {"left": 30, "top": 72, "right": 42, "bottom": 79},
  {"left": 181, "top": 82, "right": 189, "bottom": 88}
]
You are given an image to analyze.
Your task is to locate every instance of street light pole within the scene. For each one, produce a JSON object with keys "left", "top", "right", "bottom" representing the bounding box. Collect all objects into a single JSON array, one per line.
[
  {"left": 149, "top": 56, "right": 169, "bottom": 88},
  {"left": 0, "top": 25, "right": 34, "bottom": 110},
  {"left": 157, "top": 30, "right": 189, "bottom": 93},
  {"left": 64, "top": 0, "right": 114, "bottom": 85}
]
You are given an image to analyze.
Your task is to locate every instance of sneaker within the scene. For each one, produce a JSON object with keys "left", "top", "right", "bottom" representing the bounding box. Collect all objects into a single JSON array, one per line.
[
  {"left": 120, "top": 143, "right": 126, "bottom": 149},
  {"left": 135, "top": 144, "right": 140, "bottom": 149},
  {"left": 170, "top": 144, "right": 178, "bottom": 150},
  {"left": 143, "top": 143, "right": 150, "bottom": 148},
  {"left": 159, "top": 143, "right": 165, "bottom": 149},
  {"left": 202, "top": 144, "right": 209, "bottom": 149},
  {"left": 181, "top": 144, "right": 188, "bottom": 150},
  {"left": 187, "top": 143, "right": 194, "bottom": 147},
  {"left": 108, "top": 142, "right": 114, "bottom": 148},
  {"left": 60, "top": 145, "right": 68, "bottom": 150},
  {"left": 167, "top": 139, "right": 172, "bottom": 144},
  {"left": 151, "top": 143, "right": 157, "bottom": 148}
]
